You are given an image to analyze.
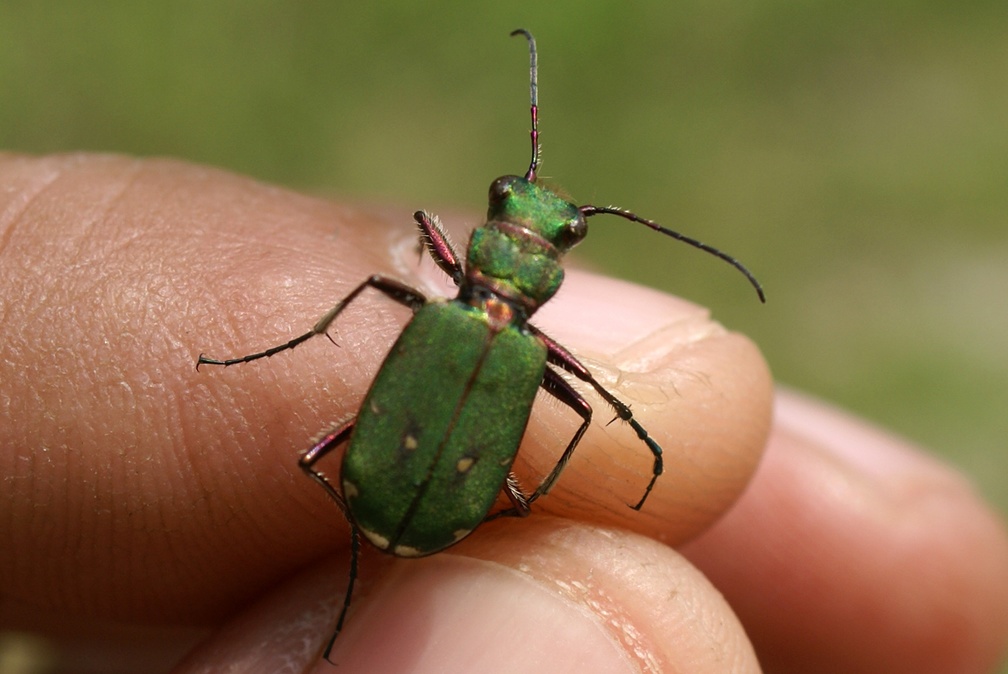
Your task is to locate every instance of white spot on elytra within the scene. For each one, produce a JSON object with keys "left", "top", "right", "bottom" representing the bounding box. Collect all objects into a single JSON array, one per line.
[
  {"left": 393, "top": 544, "right": 423, "bottom": 557},
  {"left": 343, "top": 480, "right": 359, "bottom": 499},
  {"left": 360, "top": 527, "right": 390, "bottom": 550}
]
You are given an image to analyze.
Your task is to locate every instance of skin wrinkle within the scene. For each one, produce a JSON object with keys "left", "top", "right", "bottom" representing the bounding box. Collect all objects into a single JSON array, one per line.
[
  {"left": 132, "top": 194, "right": 300, "bottom": 587},
  {"left": 58, "top": 157, "right": 144, "bottom": 277},
  {"left": 0, "top": 155, "right": 64, "bottom": 261},
  {"left": 11, "top": 158, "right": 218, "bottom": 618},
  {"left": 463, "top": 521, "right": 758, "bottom": 674}
]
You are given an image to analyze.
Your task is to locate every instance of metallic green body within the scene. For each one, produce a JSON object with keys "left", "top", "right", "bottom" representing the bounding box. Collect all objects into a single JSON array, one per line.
[
  {"left": 468, "top": 177, "right": 585, "bottom": 309},
  {"left": 341, "top": 299, "right": 547, "bottom": 556},
  {"left": 196, "top": 31, "right": 762, "bottom": 661}
]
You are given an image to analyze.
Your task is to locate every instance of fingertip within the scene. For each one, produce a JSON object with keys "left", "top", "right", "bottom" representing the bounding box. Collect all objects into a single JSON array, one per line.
[
  {"left": 324, "top": 555, "right": 638, "bottom": 673},
  {"left": 683, "top": 390, "right": 1008, "bottom": 673}
]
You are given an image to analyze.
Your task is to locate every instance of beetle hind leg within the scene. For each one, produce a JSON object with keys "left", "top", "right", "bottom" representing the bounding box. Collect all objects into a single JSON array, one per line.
[
  {"left": 486, "top": 368, "right": 591, "bottom": 520},
  {"left": 299, "top": 418, "right": 360, "bottom": 663},
  {"left": 485, "top": 472, "right": 533, "bottom": 521},
  {"left": 529, "top": 366, "right": 593, "bottom": 503}
]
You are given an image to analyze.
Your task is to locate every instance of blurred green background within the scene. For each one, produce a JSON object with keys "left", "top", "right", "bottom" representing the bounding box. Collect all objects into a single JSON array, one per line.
[
  {"left": 3, "top": 1, "right": 1005, "bottom": 514},
  {"left": 2, "top": 0, "right": 1005, "bottom": 653}
]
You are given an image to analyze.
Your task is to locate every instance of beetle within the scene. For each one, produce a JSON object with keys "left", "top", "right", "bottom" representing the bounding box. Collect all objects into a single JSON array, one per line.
[{"left": 197, "top": 29, "right": 764, "bottom": 661}]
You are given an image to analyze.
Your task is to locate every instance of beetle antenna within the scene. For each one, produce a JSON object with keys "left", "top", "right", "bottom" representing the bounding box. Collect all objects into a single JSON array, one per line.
[
  {"left": 580, "top": 205, "right": 766, "bottom": 302},
  {"left": 510, "top": 28, "right": 539, "bottom": 182}
]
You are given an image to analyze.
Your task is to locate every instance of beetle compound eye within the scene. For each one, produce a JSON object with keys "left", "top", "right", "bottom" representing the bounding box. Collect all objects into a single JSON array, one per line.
[
  {"left": 565, "top": 217, "right": 588, "bottom": 245},
  {"left": 488, "top": 176, "right": 516, "bottom": 205},
  {"left": 552, "top": 216, "right": 587, "bottom": 251}
]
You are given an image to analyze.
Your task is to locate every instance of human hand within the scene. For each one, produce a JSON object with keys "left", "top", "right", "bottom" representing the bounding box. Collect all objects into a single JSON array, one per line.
[{"left": 2, "top": 154, "right": 1005, "bottom": 673}]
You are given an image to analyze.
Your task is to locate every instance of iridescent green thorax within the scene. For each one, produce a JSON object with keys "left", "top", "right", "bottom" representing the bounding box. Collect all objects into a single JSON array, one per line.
[{"left": 466, "top": 175, "right": 588, "bottom": 313}]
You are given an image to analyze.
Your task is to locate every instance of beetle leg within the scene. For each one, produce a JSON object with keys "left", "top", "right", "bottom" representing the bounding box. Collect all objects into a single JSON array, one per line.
[
  {"left": 299, "top": 418, "right": 360, "bottom": 663},
  {"left": 197, "top": 275, "right": 427, "bottom": 368},
  {"left": 414, "top": 210, "right": 464, "bottom": 285},
  {"left": 531, "top": 325, "right": 663, "bottom": 511},
  {"left": 487, "top": 366, "right": 593, "bottom": 521},
  {"left": 300, "top": 416, "right": 356, "bottom": 508},
  {"left": 483, "top": 472, "right": 532, "bottom": 522},
  {"left": 528, "top": 365, "right": 593, "bottom": 503},
  {"left": 490, "top": 472, "right": 532, "bottom": 519}
]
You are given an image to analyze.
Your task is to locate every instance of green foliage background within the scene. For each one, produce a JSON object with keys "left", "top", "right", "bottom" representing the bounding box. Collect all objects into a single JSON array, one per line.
[{"left": 3, "top": 0, "right": 1005, "bottom": 585}]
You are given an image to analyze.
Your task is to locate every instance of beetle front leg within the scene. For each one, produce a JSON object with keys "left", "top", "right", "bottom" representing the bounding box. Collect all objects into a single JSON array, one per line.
[
  {"left": 532, "top": 326, "right": 663, "bottom": 511},
  {"left": 414, "top": 210, "right": 464, "bottom": 285},
  {"left": 197, "top": 275, "right": 427, "bottom": 368},
  {"left": 299, "top": 418, "right": 360, "bottom": 663}
]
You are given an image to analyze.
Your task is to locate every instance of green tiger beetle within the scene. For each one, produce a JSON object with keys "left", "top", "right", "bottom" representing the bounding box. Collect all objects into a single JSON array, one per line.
[{"left": 198, "top": 29, "right": 764, "bottom": 661}]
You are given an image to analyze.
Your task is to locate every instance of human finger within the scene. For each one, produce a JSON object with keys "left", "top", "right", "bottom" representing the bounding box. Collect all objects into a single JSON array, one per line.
[{"left": 681, "top": 390, "right": 1008, "bottom": 673}]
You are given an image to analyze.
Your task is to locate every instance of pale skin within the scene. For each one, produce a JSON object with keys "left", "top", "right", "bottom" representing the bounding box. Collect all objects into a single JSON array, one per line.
[{"left": 1, "top": 153, "right": 1007, "bottom": 673}]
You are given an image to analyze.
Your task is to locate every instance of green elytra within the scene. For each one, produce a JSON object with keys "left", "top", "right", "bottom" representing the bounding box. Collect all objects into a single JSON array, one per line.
[{"left": 197, "top": 29, "right": 764, "bottom": 662}]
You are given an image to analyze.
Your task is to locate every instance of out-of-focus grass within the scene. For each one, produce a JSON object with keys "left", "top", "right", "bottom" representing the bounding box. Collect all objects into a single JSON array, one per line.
[{"left": 3, "top": 0, "right": 1005, "bottom": 579}]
